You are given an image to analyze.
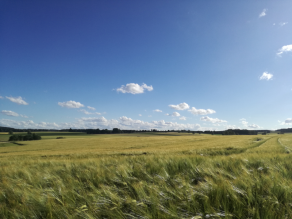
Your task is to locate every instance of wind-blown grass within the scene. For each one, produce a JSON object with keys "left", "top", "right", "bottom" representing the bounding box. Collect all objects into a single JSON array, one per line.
[{"left": 0, "top": 133, "right": 291, "bottom": 218}]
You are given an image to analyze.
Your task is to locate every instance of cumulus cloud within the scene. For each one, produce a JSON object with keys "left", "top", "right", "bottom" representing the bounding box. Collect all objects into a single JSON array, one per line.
[
  {"left": 0, "top": 116, "right": 202, "bottom": 131},
  {"left": 240, "top": 119, "right": 260, "bottom": 129},
  {"left": 116, "top": 116, "right": 200, "bottom": 130},
  {"left": 116, "top": 83, "right": 153, "bottom": 94},
  {"left": 79, "top": 109, "right": 101, "bottom": 115},
  {"left": 260, "top": 72, "right": 273, "bottom": 80},
  {"left": 277, "top": 44, "right": 292, "bottom": 56},
  {"left": 179, "top": 116, "right": 186, "bottom": 120},
  {"left": 1, "top": 110, "right": 28, "bottom": 118},
  {"left": 259, "top": 9, "right": 267, "bottom": 18},
  {"left": 6, "top": 96, "right": 28, "bottom": 105},
  {"left": 154, "top": 109, "right": 162, "bottom": 112},
  {"left": 200, "top": 116, "right": 227, "bottom": 123},
  {"left": 87, "top": 106, "right": 96, "bottom": 110},
  {"left": 248, "top": 124, "right": 260, "bottom": 129},
  {"left": 166, "top": 112, "right": 180, "bottom": 117},
  {"left": 172, "top": 112, "right": 180, "bottom": 117},
  {"left": 285, "top": 118, "right": 292, "bottom": 124},
  {"left": 80, "top": 116, "right": 108, "bottom": 123},
  {"left": 1, "top": 110, "right": 19, "bottom": 117},
  {"left": 189, "top": 107, "right": 216, "bottom": 115},
  {"left": 0, "top": 119, "right": 59, "bottom": 129},
  {"left": 169, "top": 102, "right": 190, "bottom": 110},
  {"left": 79, "top": 109, "right": 92, "bottom": 115},
  {"left": 241, "top": 120, "right": 248, "bottom": 126},
  {"left": 58, "top": 100, "right": 84, "bottom": 108}
]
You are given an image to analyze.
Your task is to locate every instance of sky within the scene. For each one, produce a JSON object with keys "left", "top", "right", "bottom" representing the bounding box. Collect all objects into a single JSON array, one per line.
[{"left": 0, "top": 0, "right": 292, "bottom": 131}]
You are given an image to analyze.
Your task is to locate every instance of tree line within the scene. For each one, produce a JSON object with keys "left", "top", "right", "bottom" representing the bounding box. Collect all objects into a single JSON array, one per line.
[{"left": 9, "top": 131, "right": 41, "bottom": 141}]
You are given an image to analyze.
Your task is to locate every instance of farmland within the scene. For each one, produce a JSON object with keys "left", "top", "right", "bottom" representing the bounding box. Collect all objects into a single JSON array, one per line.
[{"left": 0, "top": 132, "right": 292, "bottom": 218}]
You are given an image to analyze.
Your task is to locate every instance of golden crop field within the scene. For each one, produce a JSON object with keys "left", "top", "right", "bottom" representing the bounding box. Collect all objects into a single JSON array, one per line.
[
  {"left": 1, "top": 132, "right": 292, "bottom": 218},
  {"left": 0, "top": 132, "right": 275, "bottom": 158}
]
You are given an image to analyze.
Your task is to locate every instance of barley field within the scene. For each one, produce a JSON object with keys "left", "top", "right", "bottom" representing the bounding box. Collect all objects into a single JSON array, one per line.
[{"left": 0, "top": 132, "right": 292, "bottom": 218}]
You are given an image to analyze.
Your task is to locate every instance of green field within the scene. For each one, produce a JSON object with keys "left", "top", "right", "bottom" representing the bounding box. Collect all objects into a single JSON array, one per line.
[{"left": 0, "top": 132, "right": 292, "bottom": 218}]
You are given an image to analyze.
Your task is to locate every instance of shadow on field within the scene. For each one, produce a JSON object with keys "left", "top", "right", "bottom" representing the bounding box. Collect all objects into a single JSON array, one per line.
[{"left": 11, "top": 142, "right": 26, "bottom": 146}]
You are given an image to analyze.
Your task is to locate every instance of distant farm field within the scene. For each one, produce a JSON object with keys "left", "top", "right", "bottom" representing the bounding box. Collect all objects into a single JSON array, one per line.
[
  {"left": 1, "top": 132, "right": 292, "bottom": 218},
  {"left": 0, "top": 132, "right": 274, "bottom": 157}
]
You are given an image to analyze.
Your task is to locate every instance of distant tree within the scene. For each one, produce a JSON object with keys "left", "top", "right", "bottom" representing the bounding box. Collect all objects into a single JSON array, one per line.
[
  {"left": 112, "top": 128, "right": 120, "bottom": 134},
  {"left": 9, "top": 133, "right": 41, "bottom": 141},
  {"left": 32, "top": 133, "right": 41, "bottom": 140},
  {"left": 27, "top": 130, "right": 32, "bottom": 135},
  {"left": 9, "top": 130, "right": 13, "bottom": 135}
]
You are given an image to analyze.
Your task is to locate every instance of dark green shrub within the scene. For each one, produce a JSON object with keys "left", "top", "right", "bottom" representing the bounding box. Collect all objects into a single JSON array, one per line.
[{"left": 9, "top": 133, "right": 41, "bottom": 141}]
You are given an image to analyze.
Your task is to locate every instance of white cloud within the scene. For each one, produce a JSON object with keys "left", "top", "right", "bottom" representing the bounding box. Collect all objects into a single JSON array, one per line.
[
  {"left": 169, "top": 102, "right": 190, "bottom": 110},
  {"left": 1, "top": 110, "right": 19, "bottom": 117},
  {"left": 58, "top": 100, "right": 84, "bottom": 108},
  {"left": 259, "top": 9, "right": 267, "bottom": 18},
  {"left": 259, "top": 72, "right": 273, "bottom": 80},
  {"left": 87, "top": 106, "right": 96, "bottom": 110},
  {"left": 200, "top": 116, "right": 227, "bottom": 123},
  {"left": 172, "top": 112, "right": 180, "bottom": 117},
  {"left": 0, "top": 119, "right": 59, "bottom": 129},
  {"left": 240, "top": 119, "right": 260, "bottom": 129},
  {"left": 116, "top": 83, "right": 153, "bottom": 94},
  {"left": 6, "top": 96, "right": 28, "bottom": 105},
  {"left": 0, "top": 96, "right": 3, "bottom": 99},
  {"left": 279, "top": 22, "right": 288, "bottom": 26},
  {"left": 189, "top": 107, "right": 216, "bottom": 115},
  {"left": 277, "top": 44, "right": 292, "bottom": 56},
  {"left": 139, "top": 114, "right": 142, "bottom": 116},
  {"left": 154, "top": 109, "right": 162, "bottom": 112},
  {"left": 0, "top": 116, "right": 202, "bottom": 131},
  {"left": 165, "top": 112, "right": 181, "bottom": 117},
  {"left": 79, "top": 109, "right": 101, "bottom": 115},
  {"left": 278, "top": 119, "right": 292, "bottom": 126},
  {"left": 1, "top": 110, "right": 28, "bottom": 118},
  {"left": 241, "top": 120, "right": 248, "bottom": 126},
  {"left": 115, "top": 116, "right": 200, "bottom": 130},
  {"left": 80, "top": 109, "right": 92, "bottom": 115},
  {"left": 179, "top": 116, "right": 186, "bottom": 120},
  {"left": 80, "top": 116, "right": 108, "bottom": 123},
  {"left": 248, "top": 124, "right": 260, "bottom": 129}
]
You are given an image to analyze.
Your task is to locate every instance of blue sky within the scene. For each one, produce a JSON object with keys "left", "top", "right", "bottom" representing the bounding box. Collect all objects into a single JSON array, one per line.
[{"left": 1, "top": 1, "right": 292, "bottom": 131}]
